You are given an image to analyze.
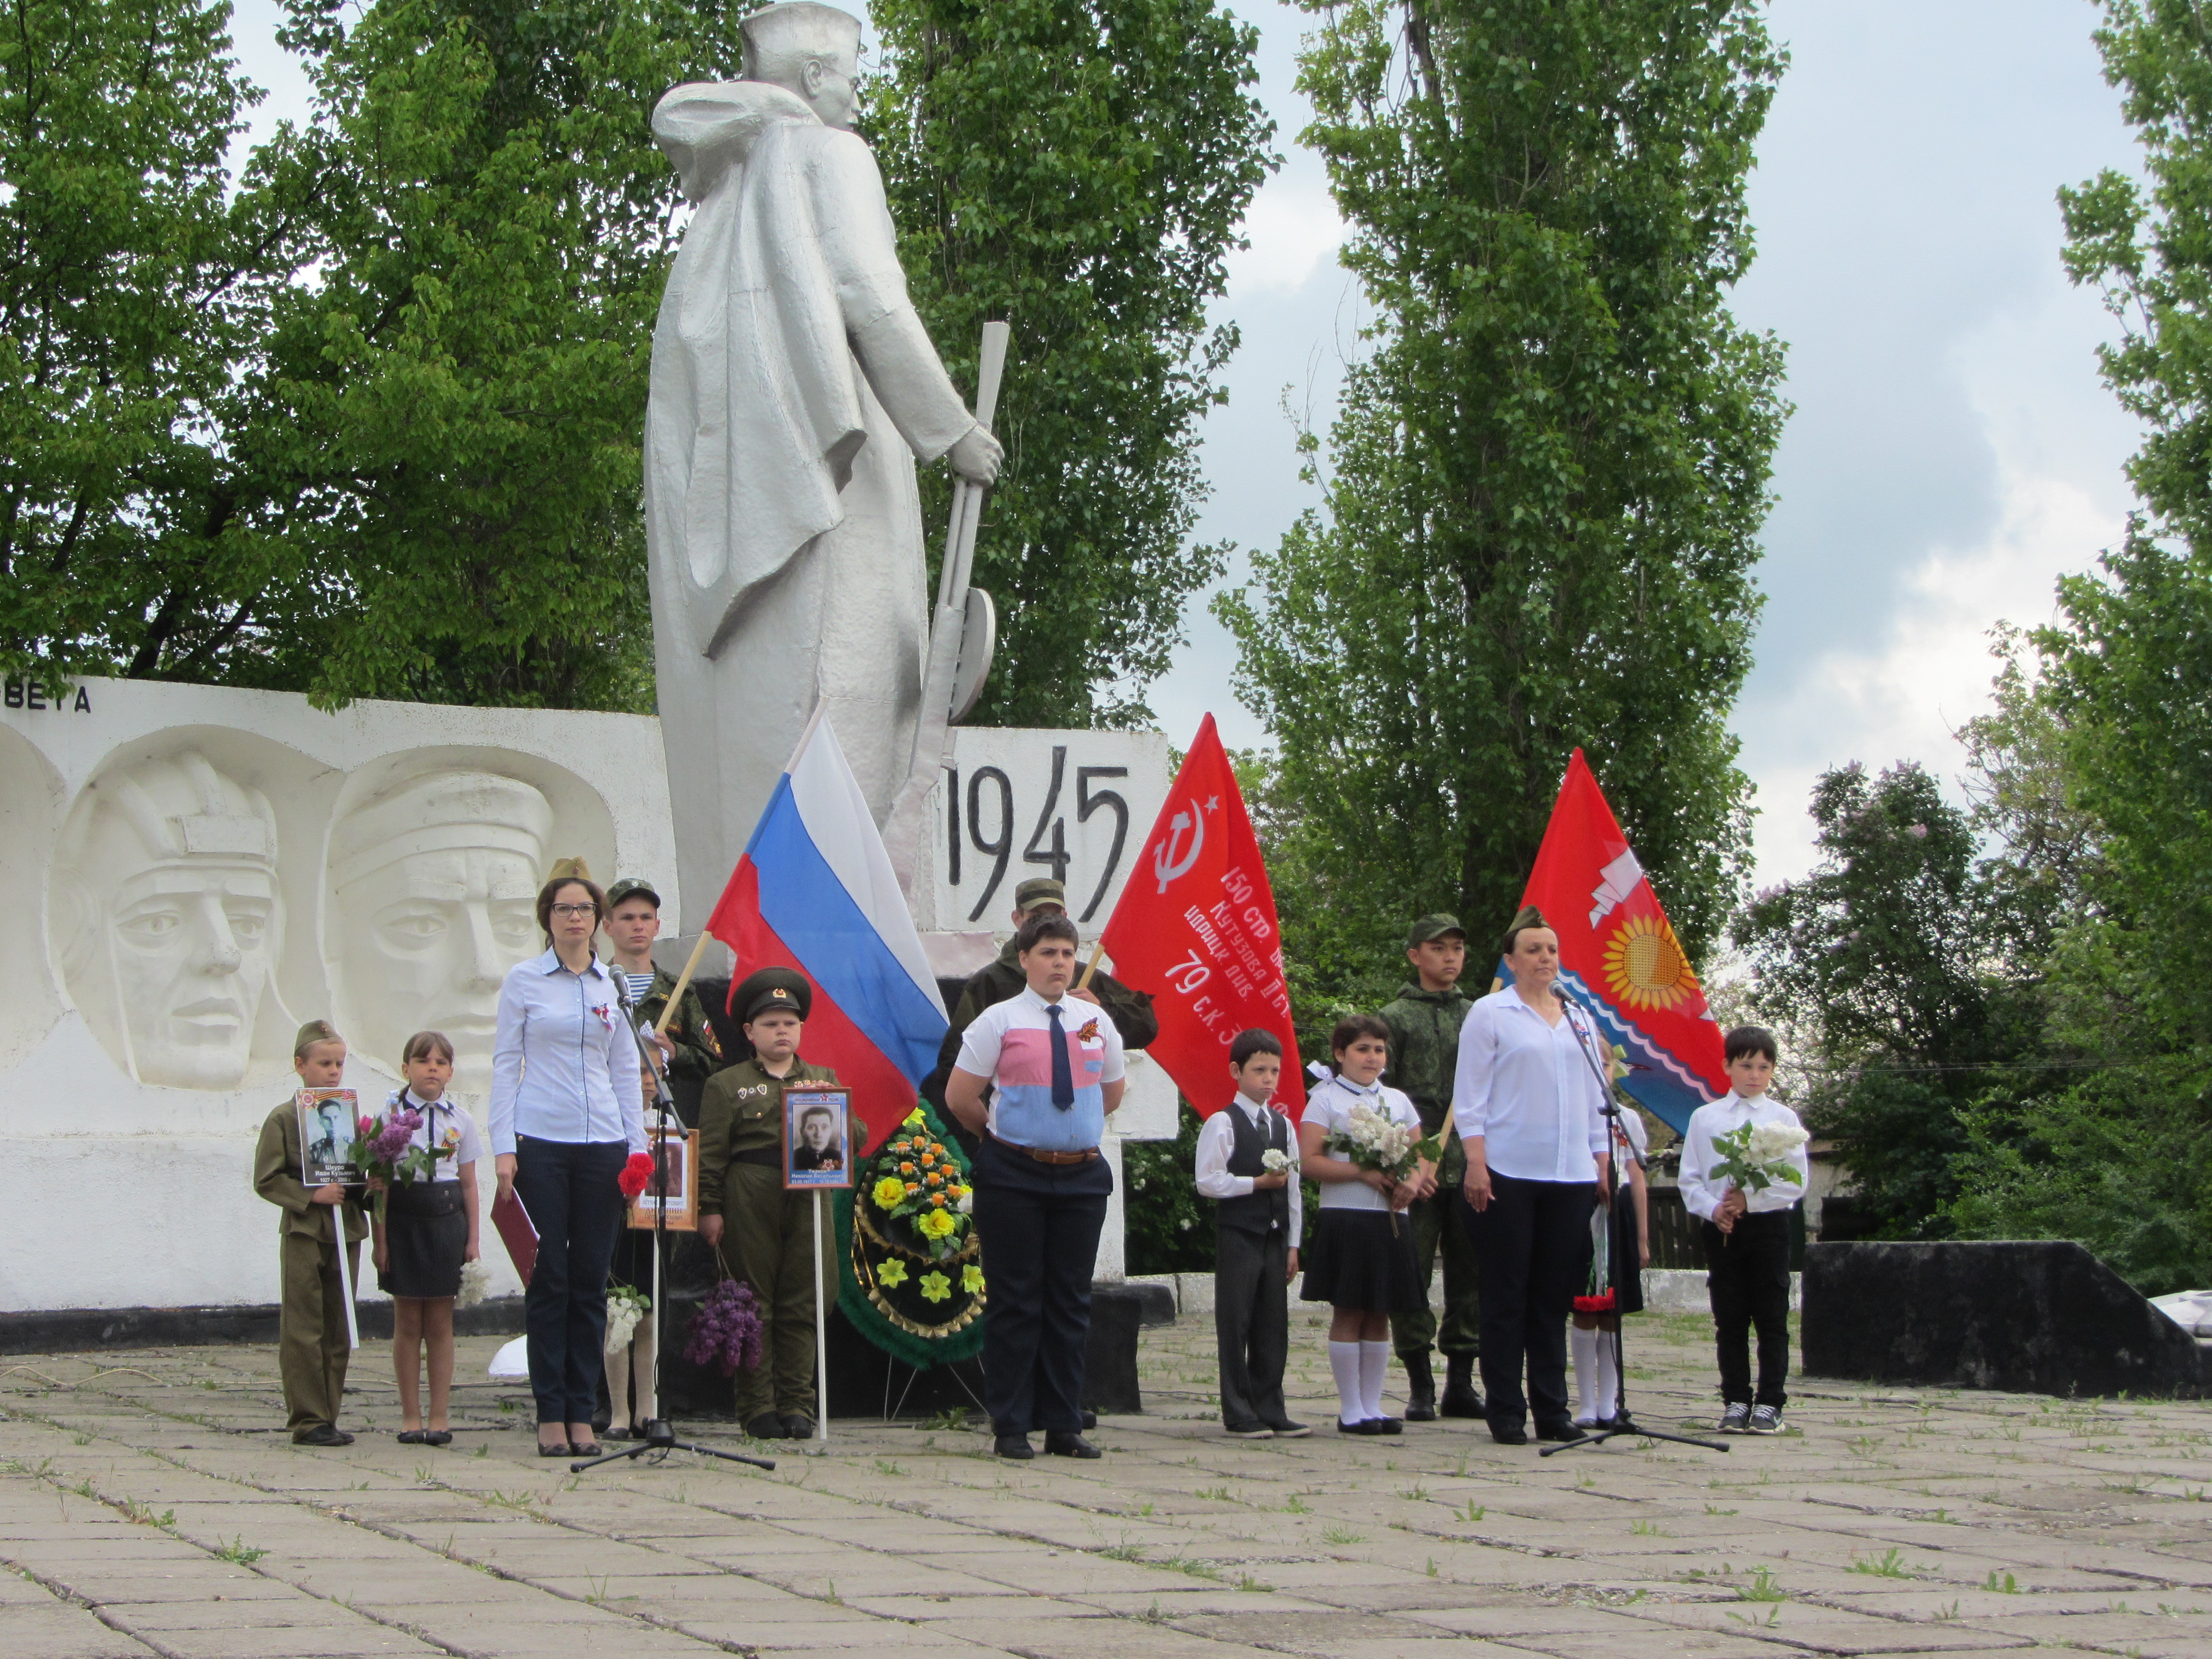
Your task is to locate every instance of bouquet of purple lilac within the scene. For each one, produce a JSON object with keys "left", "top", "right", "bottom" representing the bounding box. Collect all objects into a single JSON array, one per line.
[
  {"left": 346, "top": 1098, "right": 455, "bottom": 1198},
  {"left": 684, "top": 1280, "right": 765, "bottom": 1376}
]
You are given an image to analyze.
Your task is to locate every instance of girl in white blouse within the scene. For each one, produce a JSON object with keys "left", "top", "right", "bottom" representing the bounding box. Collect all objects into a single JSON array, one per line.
[{"left": 1298, "top": 1015, "right": 1435, "bottom": 1436}]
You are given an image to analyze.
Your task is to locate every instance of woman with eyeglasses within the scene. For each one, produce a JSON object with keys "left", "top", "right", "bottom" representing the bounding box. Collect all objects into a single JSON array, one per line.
[{"left": 489, "top": 861, "right": 645, "bottom": 1458}]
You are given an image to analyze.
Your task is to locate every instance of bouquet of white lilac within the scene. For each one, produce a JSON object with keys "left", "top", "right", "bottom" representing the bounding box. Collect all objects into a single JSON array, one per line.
[
  {"left": 1323, "top": 1104, "right": 1442, "bottom": 1188},
  {"left": 1709, "top": 1120, "right": 1809, "bottom": 1198},
  {"left": 1260, "top": 1147, "right": 1296, "bottom": 1176},
  {"left": 456, "top": 1258, "right": 490, "bottom": 1310}
]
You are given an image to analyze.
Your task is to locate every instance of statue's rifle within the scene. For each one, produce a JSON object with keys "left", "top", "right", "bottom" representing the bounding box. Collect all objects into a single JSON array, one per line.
[{"left": 884, "top": 320, "right": 1009, "bottom": 897}]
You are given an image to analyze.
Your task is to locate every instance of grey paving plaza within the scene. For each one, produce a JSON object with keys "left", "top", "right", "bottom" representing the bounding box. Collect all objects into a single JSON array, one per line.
[{"left": 3, "top": 1308, "right": 2209, "bottom": 1659}]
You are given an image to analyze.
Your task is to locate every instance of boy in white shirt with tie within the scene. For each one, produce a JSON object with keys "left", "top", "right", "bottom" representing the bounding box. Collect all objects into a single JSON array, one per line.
[
  {"left": 1679, "top": 1026, "right": 1809, "bottom": 1434},
  {"left": 1194, "top": 1031, "right": 1307, "bottom": 1439}
]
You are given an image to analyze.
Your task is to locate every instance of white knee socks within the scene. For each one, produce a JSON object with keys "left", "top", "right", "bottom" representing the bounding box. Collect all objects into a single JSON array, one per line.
[
  {"left": 1359, "top": 1340, "right": 1391, "bottom": 1422},
  {"left": 1572, "top": 1325, "right": 1599, "bottom": 1425},
  {"left": 1328, "top": 1341, "right": 1363, "bottom": 1426},
  {"left": 1594, "top": 1331, "right": 1619, "bottom": 1423}
]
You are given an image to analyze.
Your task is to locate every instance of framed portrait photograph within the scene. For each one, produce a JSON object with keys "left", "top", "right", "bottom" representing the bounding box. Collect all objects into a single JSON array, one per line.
[
  {"left": 783, "top": 1088, "right": 853, "bottom": 1191},
  {"left": 296, "top": 1089, "right": 362, "bottom": 1187},
  {"left": 627, "top": 1127, "right": 698, "bottom": 1232}
]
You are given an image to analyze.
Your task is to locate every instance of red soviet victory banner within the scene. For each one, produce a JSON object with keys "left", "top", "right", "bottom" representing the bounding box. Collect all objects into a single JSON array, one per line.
[{"left": 1099, "top": 714, "right": 1305, "bottom": 1118}]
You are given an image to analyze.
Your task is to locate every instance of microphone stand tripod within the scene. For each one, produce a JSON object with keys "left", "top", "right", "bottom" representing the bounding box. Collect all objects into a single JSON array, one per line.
[
  {"left": 572, "top": 974, "right": 775, "bottom": 1477},
  {"left": 1541, "top": 987, "right": 1728, "bottom": 1460}
]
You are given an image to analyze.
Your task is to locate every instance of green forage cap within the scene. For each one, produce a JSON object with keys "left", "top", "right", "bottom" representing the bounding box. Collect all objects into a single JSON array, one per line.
[
  {"left": 734, "top": 967, "right": 811, "bottom": 1024},
  {"left": 1012, "top": 877, "right": 1066, "bottom": 915},
  {"left": 604, "top": 877, "right": 661, "bottom": 910},
  {"left": 1406, "top": 913, "right": 1466, "bottom": 948}
]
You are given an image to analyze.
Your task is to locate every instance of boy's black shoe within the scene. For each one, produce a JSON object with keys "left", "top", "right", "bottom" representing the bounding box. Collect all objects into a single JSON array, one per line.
[
  {"left": 1222, "top": 1421, "right": 1273, "bottom": 1439},
  {"left": 294, "top": 1425, "right": 353, "bottom": 1447},
  {"left": 781, "top": 1413, "right": 816, "bottom": 1440},
  {"left": 1082, "top": 1409, "right": 1098, "bottom": 1430},
  {"left": 1441, "top": 1354, "right": 1485, "bottom": 1418},
  {"left": 1534, "top": 1420, "right": 1581, "bottom": 1442},
  {"left": 1402, "top": 1353, "right": 1437, "bottom": 1421},
  {"left": 1262, "top": 1418, "right": 1311, "bottom": 1438},
  {"left": 1747, "top": 1405, "right": 1785, "bottom": 1435},
  {"left": 1718, "top": 1402, "right": 1751, "bottom": 1434},
  {"left": 1488, "top": 1420, "right": 1528, "bottom": 1446},
  {"left": 994, "top": 1433, "right": 1035, "bottom": 1459},
  {"left": 1044, "top": 1432, "right": 1101, "bottom": 1459},
  {"left": 744, "top": 1412, "right": 790, "bottom": 1441}
]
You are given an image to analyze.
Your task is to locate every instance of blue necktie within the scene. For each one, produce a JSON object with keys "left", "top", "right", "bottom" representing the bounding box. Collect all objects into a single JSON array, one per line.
[{"left": 1047, "top": 1004, "right": 1076, "bottom": 1110}]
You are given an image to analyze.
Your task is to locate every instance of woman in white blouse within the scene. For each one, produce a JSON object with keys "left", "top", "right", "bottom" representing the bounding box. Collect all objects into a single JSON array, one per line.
[
  {"left": 489, "top": 868, "right": 645, "bottom": 1458},
  {"left": 1450, "top": 909, "right": 1612, "bottom": 1445}
]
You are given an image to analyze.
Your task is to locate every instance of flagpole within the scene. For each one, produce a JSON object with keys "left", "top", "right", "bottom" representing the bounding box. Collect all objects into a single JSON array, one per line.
[{"left": 1074, "top": 941, "right": 1106, "bottom": 994}]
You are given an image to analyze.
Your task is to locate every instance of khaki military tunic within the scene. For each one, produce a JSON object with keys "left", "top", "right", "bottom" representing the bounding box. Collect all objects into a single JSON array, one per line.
[{"left": 253, "top": 1100, "right": 369, "bottom": 1438}]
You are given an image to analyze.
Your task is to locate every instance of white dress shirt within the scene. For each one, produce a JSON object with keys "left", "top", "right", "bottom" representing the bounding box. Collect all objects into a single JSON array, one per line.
[
  {"left": 1301, "top": 1074, "right": 1423, "bottom": 1212},
  {"left": 488, "top": 948, "right": 647, "bottom": 1156},
  {"left": 384, "top": 1089, "right": 484, "bottom": 1181},
  {"left": 1450, "top": 987, "right": 1610, "bottom": 1183},
  {"left": 1194, "top": 1094, "right": 1303, "bottom": 1239},
  {"left": 1679, "top": 1093, "right": 1809, "bottom": 1220}
]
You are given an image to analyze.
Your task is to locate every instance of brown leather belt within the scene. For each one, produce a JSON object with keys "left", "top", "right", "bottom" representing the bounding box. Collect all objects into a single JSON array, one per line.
[{"left": 988, "top": 1132, "right": 1100, "bottom": 1166}]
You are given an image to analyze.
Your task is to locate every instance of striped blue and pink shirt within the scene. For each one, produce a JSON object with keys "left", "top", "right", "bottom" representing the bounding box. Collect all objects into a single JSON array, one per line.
[{"left": 954, "top": 986, "right": 1126, "bottom": 1153}]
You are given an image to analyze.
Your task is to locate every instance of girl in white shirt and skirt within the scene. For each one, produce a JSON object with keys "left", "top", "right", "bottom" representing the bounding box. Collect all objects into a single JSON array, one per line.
[{"left": 1298, "top": 1015, "right": 1434, "bottom": 1436}]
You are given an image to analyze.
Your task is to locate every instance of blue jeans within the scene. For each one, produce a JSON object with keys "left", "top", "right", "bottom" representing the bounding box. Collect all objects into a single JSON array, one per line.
[{"left": 515, "top": 1136, "right": 628, "bottom": 1426}]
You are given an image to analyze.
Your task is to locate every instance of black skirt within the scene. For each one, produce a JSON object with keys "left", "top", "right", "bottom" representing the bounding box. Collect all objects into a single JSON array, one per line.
[
  {"left": 1299, "top": 1208, "right": 1424, "bottom": 1313},
  {"left": 378, "top": 1180, "right": 467, "bottom": 1298},
  {"left": 1573, "top": 1186, "right": 1645, "bottom": 1316}
]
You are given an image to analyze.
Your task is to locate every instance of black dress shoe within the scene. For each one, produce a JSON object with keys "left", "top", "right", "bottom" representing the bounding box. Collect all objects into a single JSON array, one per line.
[
  {"left": 1336, "top": 1418, "right": 1388, "bottom": 1436},
  {"left": 994, "top": 1433, "right": 1035, "bottom": 1459},
  {"left": 397, "top": 1428, "right": 426, "bottom": 1444},
  {"left": 1262, "top": 1418, "right": 1311, "bottom": 1438},
  {"left": 781, "top": 1413, "right": 816, "bottom": 1440},
  {"left": 422, "top": 1430, "right": 453, "bottom": 1447},
  {"left": 1081, "top": 1409, "right": 1098, "bottom": 1430},
  {"left": 1373, "top": 1416, "right": 1404, "bottom": 1435},
  {"left": 1441, "top": 1354, "right": 1485, "bottom": 1418},
  {"left": 744, "top": 1412, "right": 790, "bottom": 1440},
  {"left": 294, "top": 1424, "right": 354, "bottom": 1447},
  {"left": 1535, "top": 1420, "right": 1582, "bottom": 1443},
  {"left": 1043, "top": 1431, "right": 1101, "bottom": 1458},
  {"left": 1488, "top": 1421, "right": 1528, "bottom": 1446}
]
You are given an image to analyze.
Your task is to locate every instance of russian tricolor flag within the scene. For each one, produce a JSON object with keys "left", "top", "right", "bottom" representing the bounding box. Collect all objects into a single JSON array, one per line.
[{"left": 703, "top": 712, "right": 948, "bottom": 1155}]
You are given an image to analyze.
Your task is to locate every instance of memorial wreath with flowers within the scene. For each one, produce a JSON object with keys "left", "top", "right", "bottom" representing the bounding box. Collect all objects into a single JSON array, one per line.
[{"left": 837, "top": 1102, "right": 985, "bottom": 1363}]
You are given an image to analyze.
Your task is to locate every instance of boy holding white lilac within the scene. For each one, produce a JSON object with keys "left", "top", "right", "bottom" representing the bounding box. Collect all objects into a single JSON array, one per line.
[
  {"left": 1195, "top": 1030, "right": 1306, "bottom": 1439},
  {"left": 1679, "top": 1025, "right": 1811, "bottom": 1434}
]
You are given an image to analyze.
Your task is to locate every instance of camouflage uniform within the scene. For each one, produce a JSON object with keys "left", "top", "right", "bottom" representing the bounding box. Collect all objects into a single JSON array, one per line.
[
  {"left": 1380, "top": 923, "right": 1484, "bottom": 1418},
  {"left": 636, "top": 966, "right": 724, "bottom": 1126}
]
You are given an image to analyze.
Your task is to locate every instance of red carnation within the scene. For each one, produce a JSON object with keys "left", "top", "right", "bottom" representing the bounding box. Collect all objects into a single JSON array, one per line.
[{"left": 617, "top": 1151, "right": 655, "bottom": 1199}]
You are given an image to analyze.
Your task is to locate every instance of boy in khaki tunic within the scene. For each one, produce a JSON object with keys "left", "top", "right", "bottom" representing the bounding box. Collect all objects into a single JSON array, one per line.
[
  {"left": 697, "top": 969, "right": 839, "bottom": 1441},
  {"left": 253, "top": 1021, "right": 371, "bottom": 1446}
]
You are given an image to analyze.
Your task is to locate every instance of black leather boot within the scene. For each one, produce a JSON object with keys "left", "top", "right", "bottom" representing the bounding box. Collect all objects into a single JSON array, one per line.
[
  {"left": 1402, "top": 1352, "right": 1437, "bottom": 1422},
  {"left": 1441, "top": 1353, "right": 1484, "bottom": 1418}
]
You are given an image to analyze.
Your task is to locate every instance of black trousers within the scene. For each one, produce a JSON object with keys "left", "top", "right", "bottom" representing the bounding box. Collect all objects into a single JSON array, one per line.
[
  {"left": 1702, "top": 1212, "right": 1792, "bottom": 1407},
  {"left": 974, "top": 1136, "right": 1113, "bottom": 1436},
  {"left": 515, "top": 1136, "right": 629, "bottom": 1426},
  {"left": 1459, "top": 1172, "right": 1595, "bottom": 1428},
  {"left": 1213, "top": 1224, "right": 1290, "bottom": 1429}
]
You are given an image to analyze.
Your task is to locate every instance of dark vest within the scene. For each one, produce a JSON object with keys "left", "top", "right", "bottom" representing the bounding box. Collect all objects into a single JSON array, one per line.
[{"left": 1216, "top": 1103, "right": 1291, "bottom": 1237}]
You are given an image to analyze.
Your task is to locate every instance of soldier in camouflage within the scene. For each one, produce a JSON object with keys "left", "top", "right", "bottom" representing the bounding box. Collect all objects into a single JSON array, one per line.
[{"left": 1379, "top": 914, "right": 1485, "bottom": 1422}]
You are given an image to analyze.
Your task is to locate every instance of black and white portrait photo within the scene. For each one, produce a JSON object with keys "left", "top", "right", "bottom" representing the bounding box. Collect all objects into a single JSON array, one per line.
[{"left": 784, "top": 1089, "right": 852, "bottom": 1190}]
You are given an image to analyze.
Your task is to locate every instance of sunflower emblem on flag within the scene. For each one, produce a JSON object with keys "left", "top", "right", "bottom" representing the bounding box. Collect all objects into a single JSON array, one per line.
[{"left": 1600, "top": 914, "right": 1700, "bottom": 1011}]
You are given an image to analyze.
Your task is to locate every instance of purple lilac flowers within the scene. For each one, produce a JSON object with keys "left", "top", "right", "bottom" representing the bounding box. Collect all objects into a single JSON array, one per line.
[
  {"left": 369, "top": 1109, "right": 421, "bottom": 1164},
  {"left": 684, "top": 1280, "right": 765, "bottom": 1376}
]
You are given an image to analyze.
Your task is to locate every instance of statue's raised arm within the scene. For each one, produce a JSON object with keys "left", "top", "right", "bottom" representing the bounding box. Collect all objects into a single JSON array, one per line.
[{"left": 643, "top": 2, "right": 1003, "bottom": 921}]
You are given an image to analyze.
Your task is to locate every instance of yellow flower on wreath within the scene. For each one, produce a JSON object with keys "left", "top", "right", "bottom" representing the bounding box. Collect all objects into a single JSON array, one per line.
[
  {"left": 871, "top": 1176, "right": 906, "bottom": 1211},
  {"left": 961, "top": 1265, "right": 984, "bottom": 1293},
  {"left": 877, "top": 1258, "right": 908, "bottom": 1287},
  {"left": 919, "top": 1270, "right": 951, "bottom": 1303},
  {"left": 904, "top": 1107, "right": 926, "bottom": 1128},
  {"left": 917, "top": 1208, "right": 957, "bottom": 1240}
]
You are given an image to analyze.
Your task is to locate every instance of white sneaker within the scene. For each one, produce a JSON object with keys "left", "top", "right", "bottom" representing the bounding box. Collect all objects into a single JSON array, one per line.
[{"left": 1719, "top": 1402, "right": 1751, "bottom": 1434}]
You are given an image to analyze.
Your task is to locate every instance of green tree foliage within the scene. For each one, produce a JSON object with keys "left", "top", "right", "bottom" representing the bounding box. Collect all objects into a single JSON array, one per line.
[
  {"left": 236, "top": 0, "right": 743, "bottom": 709},
  {"left": 1736, "top": 762, "right": 2038, "bottom": 1240},
  {"left": 0, "top": 0, "right": 273, "bottom": 686},
  {"left": 861, "top": 0, "right": 1274, "bottom": 727},
  {"left": 1219, "top": 0, "right": 1786, "bottom": 984}
]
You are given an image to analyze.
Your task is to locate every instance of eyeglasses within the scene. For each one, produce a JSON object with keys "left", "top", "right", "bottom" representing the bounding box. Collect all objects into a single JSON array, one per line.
[{"left": 549, "top": 903, "right": 598, "bottom": 917}]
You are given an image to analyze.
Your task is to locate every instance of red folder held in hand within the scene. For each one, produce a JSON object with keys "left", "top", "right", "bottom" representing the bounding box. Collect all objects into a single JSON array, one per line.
[{"left": 492, "top": 1189, "right": 537, "bottom": 1286}]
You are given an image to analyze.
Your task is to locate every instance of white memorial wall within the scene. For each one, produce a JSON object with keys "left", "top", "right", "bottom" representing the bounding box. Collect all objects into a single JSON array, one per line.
[{"left": 0, "top": 676, "right": 1175, "bottom": 1313}]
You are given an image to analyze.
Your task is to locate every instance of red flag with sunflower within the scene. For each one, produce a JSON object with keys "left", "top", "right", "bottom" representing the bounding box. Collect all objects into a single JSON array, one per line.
[{"left": 1503, "top": 750, "right": 1726, "bottom": 1135}]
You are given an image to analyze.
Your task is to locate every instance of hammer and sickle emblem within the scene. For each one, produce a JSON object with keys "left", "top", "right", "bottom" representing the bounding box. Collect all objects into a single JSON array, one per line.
[{"left": 1152, "top": 800, "right": 1205, "bottom": 893}]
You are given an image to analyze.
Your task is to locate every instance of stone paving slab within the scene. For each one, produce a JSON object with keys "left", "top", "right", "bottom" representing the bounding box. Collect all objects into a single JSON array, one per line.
[{"left": 3, "top": 1308, "right": 2208, "bottom": 1657}]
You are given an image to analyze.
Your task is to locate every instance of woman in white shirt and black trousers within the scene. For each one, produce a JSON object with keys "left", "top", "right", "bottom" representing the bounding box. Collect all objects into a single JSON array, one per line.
[
  {"left": 489, "top": 865, "right": 646, "bottom": 1459},
  {"left": 1451, "top": 907, "right": 1612, "bottom": 1445}
]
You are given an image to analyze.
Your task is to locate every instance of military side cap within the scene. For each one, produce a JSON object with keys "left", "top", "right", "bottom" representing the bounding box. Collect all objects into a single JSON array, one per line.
[
  {"left": 1013, "top": 877, "right": 1067, "bottom": 915},
  {"left": 734, "top": 967, "right": 811, "bottom": 1024},
  {"left": 604, "top": 877, "right": 661, "bottom": 910},
  {"left": 1407, "top": 912, "right": 1467, "bottom": 948}
]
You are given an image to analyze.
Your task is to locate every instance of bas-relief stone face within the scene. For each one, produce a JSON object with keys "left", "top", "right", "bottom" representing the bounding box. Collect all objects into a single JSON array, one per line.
[
  {"left": 327, "top": 768, "right": 554, "bottom": 1092},
  {"left": 53, "top": 749, "right": 283, "bottom": 1090}
]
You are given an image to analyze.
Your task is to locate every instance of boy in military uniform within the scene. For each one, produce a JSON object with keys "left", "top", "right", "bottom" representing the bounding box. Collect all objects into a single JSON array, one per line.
[
  {"left": 253, "top": 1020, "right": 372, "bottom": 1446},
  {"left": 697, "top": 969, "right": 838, "bottom": 1441},
  {"left": 926, "top": 878, "right": 1158, "bottom": 1124},
  {"left": 1380, "top": 915, "right": 1484, "bottom": 1421},
  {"left": 602, "top": 877, "right": 724, "bottom": 1123}
]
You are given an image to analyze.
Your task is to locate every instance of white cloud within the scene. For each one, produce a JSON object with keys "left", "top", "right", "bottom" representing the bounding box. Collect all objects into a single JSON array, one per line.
[{"left": 1223, "top": 172, "right": 1345, "bottom": 295}]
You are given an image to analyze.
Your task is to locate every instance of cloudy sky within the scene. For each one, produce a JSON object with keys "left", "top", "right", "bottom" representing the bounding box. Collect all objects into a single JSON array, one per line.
[{"left": 227, "top": 0, "right": 2146, "bottom": 886}]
